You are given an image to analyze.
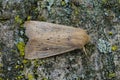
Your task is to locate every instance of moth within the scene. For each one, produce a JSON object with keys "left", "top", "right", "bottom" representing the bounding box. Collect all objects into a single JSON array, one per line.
[{"left": 24, "top": 21, "right": 90, "bottom": 59}]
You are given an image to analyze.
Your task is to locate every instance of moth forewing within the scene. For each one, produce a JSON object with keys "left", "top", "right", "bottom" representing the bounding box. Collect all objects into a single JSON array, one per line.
[
  {"left": 24, "top": 21, "right": 90, "bottom": 59},
  {"left": 25, "top": 39, "right": 77, "bottom": 59}
]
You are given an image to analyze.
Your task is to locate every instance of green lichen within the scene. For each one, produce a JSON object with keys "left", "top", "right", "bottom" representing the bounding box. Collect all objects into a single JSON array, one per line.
[
  {"left": 47, "top": 0, "right": 54, "bottom": 6},
  {"left": 17, "top": 41, "right": 25, "bottom": 57},
  {"left": 47, "top": 0, "right": 54, "bottom": 11},
  {"left": 97, "top": 39, "right": 111, "bottom": 53}
]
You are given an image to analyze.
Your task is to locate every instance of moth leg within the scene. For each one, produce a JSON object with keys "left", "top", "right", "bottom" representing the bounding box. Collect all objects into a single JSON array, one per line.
[
  {"left": 83, "top": 46, "right": 87, "bottom": 56},
  {"left": 82, "top": 46, "right": 90, "bottom": 61}
]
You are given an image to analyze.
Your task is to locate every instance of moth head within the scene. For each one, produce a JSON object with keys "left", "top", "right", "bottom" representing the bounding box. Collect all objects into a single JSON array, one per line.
[{"left": 71, "top": 29, "right": 90, "bottom": 48}]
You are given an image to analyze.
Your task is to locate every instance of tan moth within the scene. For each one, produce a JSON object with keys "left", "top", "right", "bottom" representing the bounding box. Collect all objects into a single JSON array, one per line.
[{"left": 24, "top": 21, "right": 90, "bottom": 59}]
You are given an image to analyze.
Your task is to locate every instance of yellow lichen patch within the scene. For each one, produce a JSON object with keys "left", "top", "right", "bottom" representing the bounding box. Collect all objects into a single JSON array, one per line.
[
  {"left": 17, "top": 42, "right": 25, "bottom": 56},
  {"left": 0, "top": 63, "right": 3, "bottom": 67},
  {"left": 108, "top": 72, "right": 116, "bottom": 79},
  {"left": 27, "top": 73, "right": 34, "bottom": 80},
  {"left": 0, "top": 77, "right": 3, "bottom": 80},
  {"left": 108, "top": 31, "right": 113, "bottom": 35},
  {"left": 37, "top": 15, "right": 46, "bottom": 21},
  {"left": 22, "top": 59, "right": 28, "bottom": 64},
  {"left": 42, "top": 78, "right": 48, "bottom": 80},
  {"left": 33, "top": 59, "right": 39, "bottom": 67},
  {"left": 15, "top": 64, "right": 23, "bottom": 69},
  {"left": 61, "top": 0, "right": 66, "bottom": 6},
  {"left": 0, "top": 65, "right": 3, "bottom": 73},
  {"left": 39, "top": 60, "right": 45, "bottom": 65},
  {"left": 0, "top": 52, "right": 2, "bottom": 55},
  {"left": 15, "top": 15, "right": 23, "bottom": 24},
  {"left": 102, "top": 0, "right": 108, "bottom": 4},
  {"left": 15, "top": 65, "right": 19, "bottom": 69},
  {"left": 27, "top": 16, "right": 32, "bottom": 21},
  {"left": 22, "top": 59, "right": 31, "bottom": 67},
  {"left": 111, "top": 45, "right": 118, "bottom": 51},
  {"left": 16, "top": 75, "right": 24, "bottom": 80},
  {"left": 20, "top": 65, "right": 24, "bottom": 68}
]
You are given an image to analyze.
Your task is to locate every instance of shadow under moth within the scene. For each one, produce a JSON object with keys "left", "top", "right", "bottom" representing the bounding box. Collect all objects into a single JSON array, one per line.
[{"left": 24, "top": 21, "right": 90, "bottom": 59}]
